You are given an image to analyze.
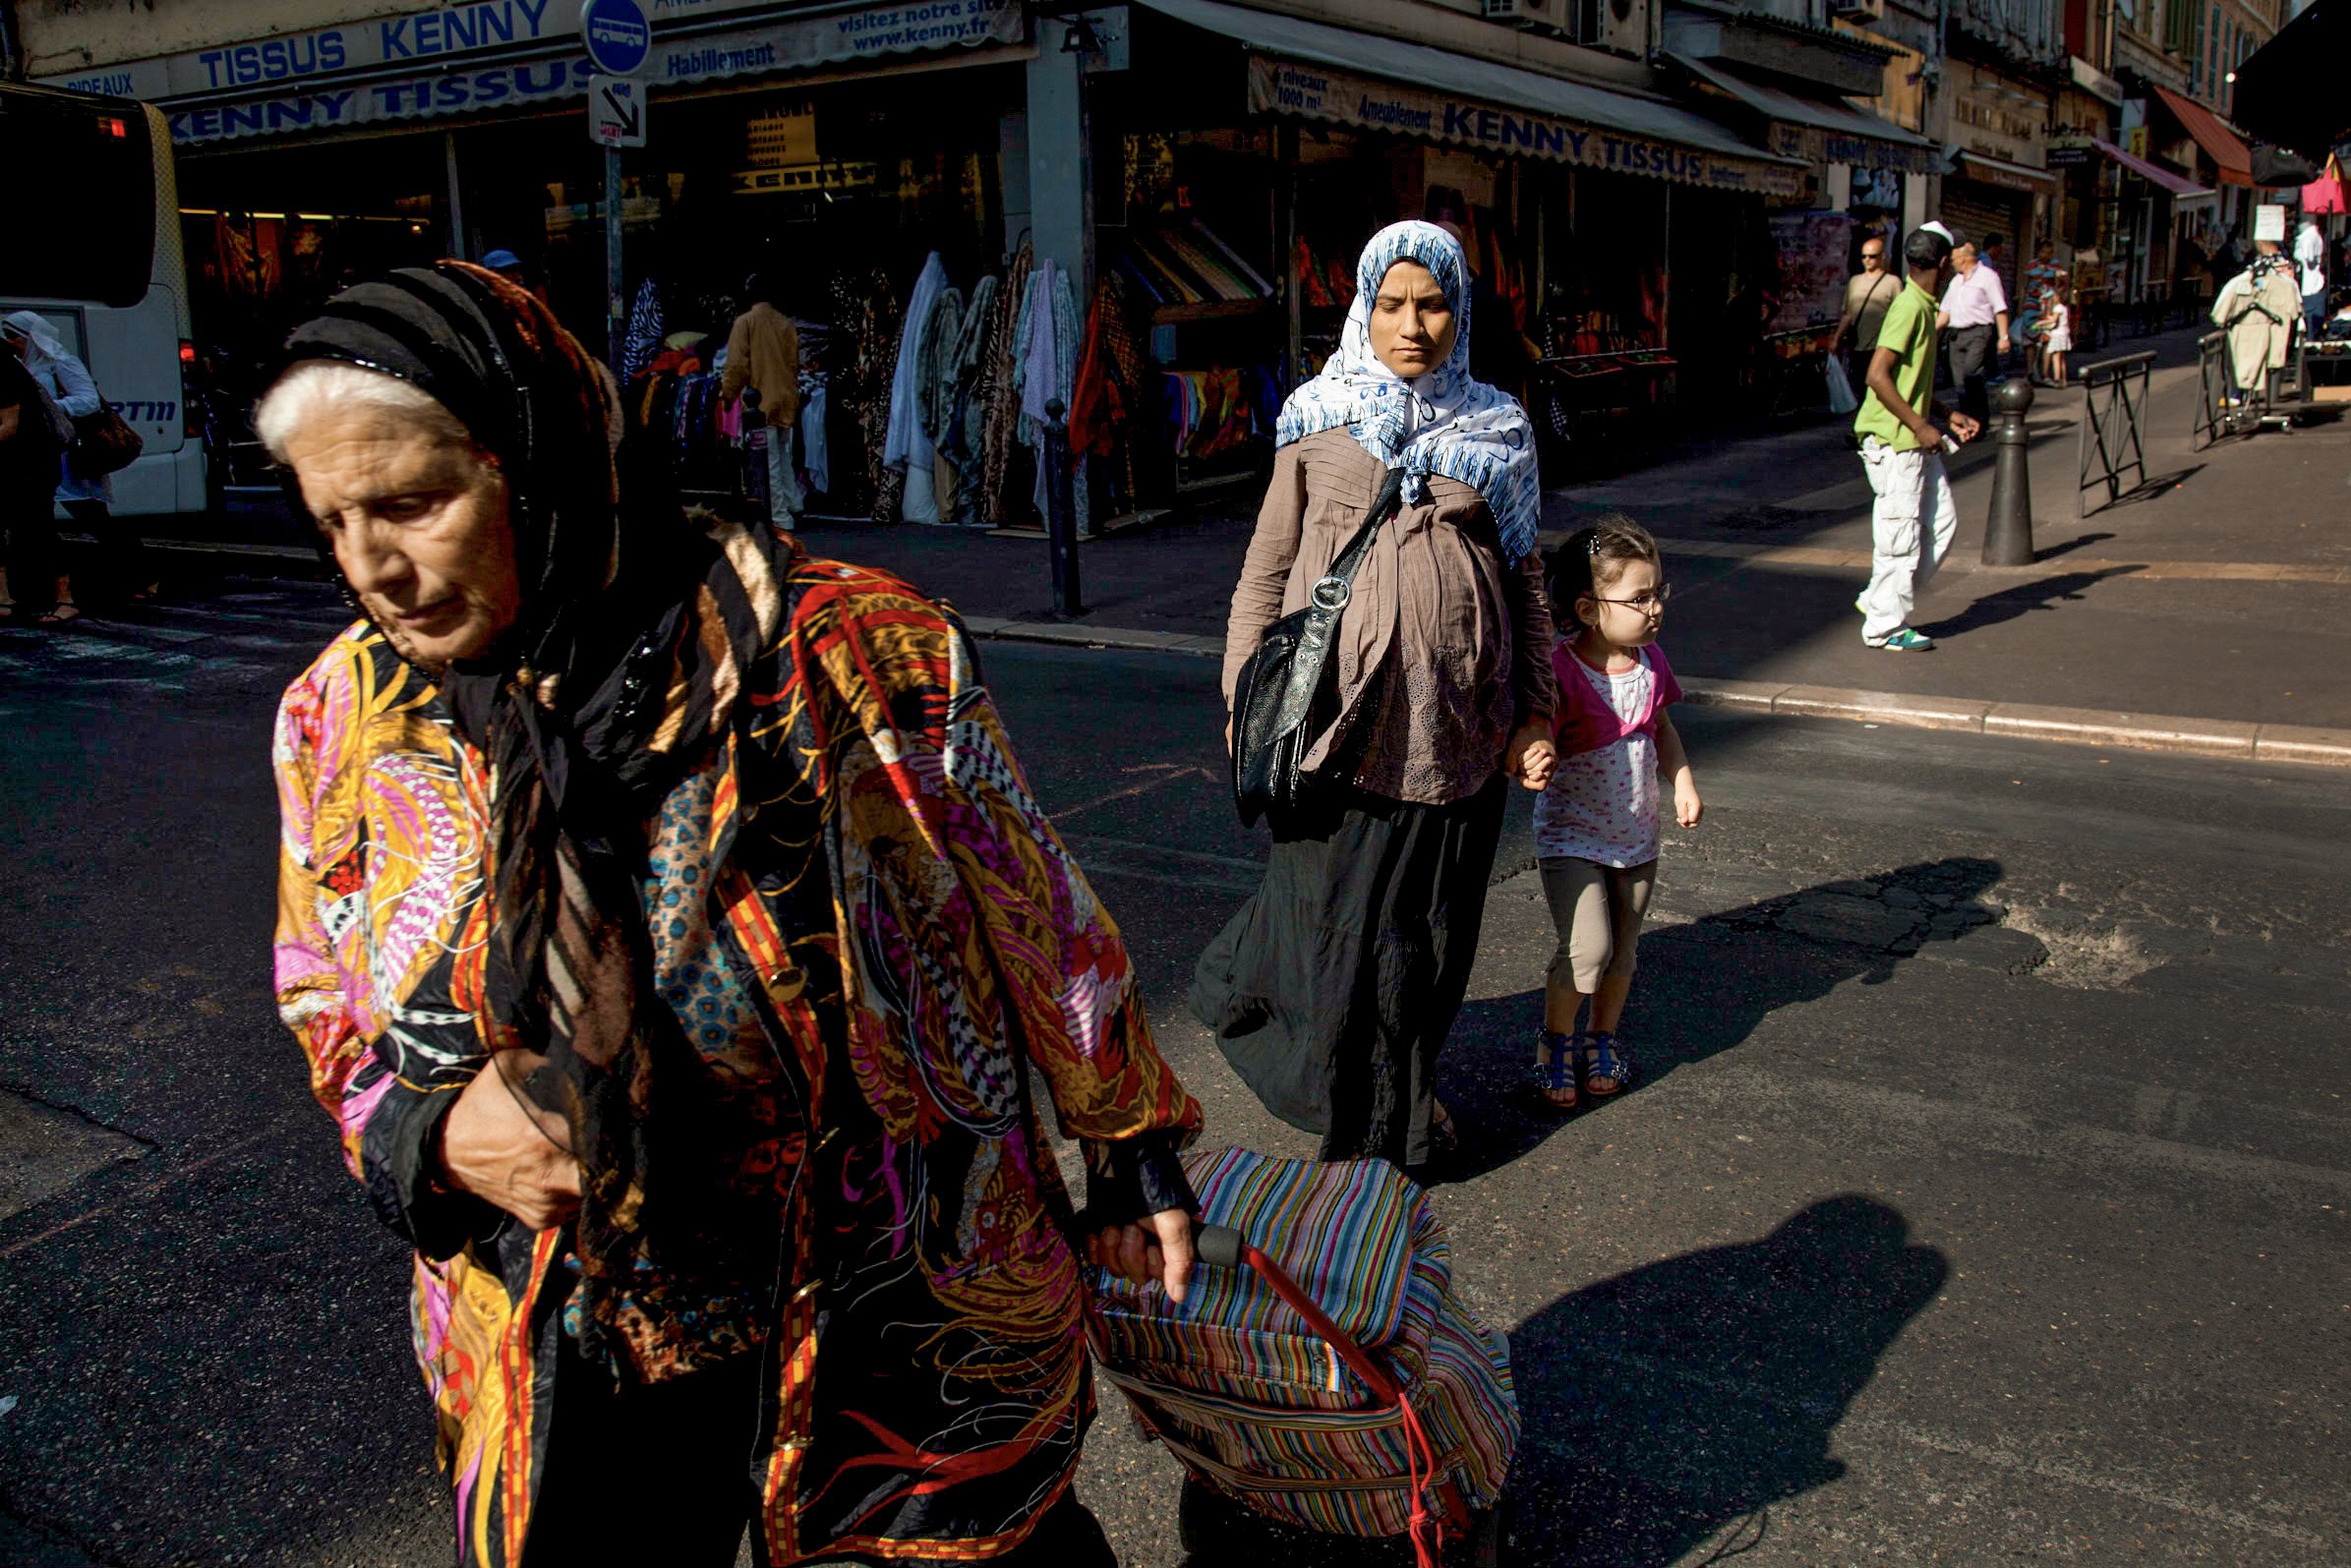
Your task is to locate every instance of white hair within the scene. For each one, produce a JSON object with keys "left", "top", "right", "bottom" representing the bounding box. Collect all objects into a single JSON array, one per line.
[{"left": 253, "top": 360, "right": 471, "bottom": 463}]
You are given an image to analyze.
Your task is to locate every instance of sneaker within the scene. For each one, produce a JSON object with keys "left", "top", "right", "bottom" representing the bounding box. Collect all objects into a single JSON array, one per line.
[{"left": 1867, "top": 626, "right": 1936, "bottom": 651}]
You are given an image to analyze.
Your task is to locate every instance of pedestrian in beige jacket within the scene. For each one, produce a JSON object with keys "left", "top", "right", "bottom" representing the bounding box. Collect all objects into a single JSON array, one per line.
[{"left": 720, "top": 274, "right": 803, "bottom": 526}]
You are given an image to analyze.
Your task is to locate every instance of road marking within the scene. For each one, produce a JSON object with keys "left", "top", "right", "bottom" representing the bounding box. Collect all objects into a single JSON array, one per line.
[
  {"left": 1051, "top": 762, "right": 1220, "bottom": 821},
  {"left": 0, "top": 1130, "right": 281, "bottom": 1260}
]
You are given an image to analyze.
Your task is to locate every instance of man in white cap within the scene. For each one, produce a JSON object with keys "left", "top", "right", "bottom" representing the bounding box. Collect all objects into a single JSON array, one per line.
[{"left": 1850, "top": 222, "right": 1979, "bottom": 652}]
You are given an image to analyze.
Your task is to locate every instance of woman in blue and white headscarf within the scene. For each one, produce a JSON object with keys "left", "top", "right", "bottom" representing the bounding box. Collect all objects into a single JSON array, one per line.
[{"left": 1191, "top": 219, "right": 1559, "bottom": 1173}]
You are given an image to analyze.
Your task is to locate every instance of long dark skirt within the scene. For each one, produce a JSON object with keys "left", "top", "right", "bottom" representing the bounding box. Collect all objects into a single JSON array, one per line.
[{"left": 1189, "top": 773, "right": 1507, "bottom": 1169}]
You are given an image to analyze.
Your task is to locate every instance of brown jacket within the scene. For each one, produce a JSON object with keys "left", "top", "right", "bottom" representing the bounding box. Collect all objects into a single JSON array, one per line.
[
  {"left": 1222, "top": 429, "right": 1555, "bottom": 805},
  {"left": 719, "top": 301, "right": 801, "bottom": 429}
]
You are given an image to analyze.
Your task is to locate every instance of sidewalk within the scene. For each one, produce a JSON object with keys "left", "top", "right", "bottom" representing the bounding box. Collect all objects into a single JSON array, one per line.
[{"left": 781, "top": 322, "right": 2351, "bottom": 758}]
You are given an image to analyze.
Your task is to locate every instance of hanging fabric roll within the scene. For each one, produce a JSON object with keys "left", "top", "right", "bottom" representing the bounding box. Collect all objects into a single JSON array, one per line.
[
  {"left": 833, "top": 263, "right": 904, "bottom": 524},
  {"left": 977, "top": 240, "right": 1034, "bottom": 526}
]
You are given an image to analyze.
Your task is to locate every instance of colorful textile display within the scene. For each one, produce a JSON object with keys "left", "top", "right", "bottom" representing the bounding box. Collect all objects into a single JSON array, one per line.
[
  {"left": 1089, "top": 1147, "right": 1516, "bottom": 1541},
  {"left": 1274, "top": 221, "right": 1540, "bottom": 564}
]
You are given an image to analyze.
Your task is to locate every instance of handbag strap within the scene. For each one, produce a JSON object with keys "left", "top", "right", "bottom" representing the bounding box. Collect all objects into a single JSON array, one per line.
[{"left": 1306, "top": 466, "right": 1410, "bottom": 615}]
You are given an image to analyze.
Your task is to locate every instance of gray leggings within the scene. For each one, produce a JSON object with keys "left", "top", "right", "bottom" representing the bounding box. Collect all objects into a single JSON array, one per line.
[{"left": 1540, "top": 856, "right": 1658, "bottom": 995}]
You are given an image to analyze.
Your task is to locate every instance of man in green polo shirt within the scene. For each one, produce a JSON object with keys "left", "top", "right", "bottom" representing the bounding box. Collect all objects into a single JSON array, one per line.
[{"left": 1853, "top": 223, "right": 1981, "bottom": 651}]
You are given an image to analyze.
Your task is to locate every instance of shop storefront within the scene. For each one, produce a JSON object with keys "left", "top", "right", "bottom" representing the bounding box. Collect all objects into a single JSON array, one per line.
[
  {"left": 49, "top": 1, "right": 1037, "bottom": 515},
  {"left": 1083, "top": 0, "right": 1805, "bottom": 493},
  {"left": 1940, "top": 59, "right": 2056, "bottom": 305},
  {"left": 40, "top": 0, "right": 1820, "bottom": 526}
]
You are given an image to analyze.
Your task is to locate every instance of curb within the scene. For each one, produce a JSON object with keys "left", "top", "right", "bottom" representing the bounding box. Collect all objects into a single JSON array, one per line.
[
  {"left": 959, "top": 617, "right": 2351, "bottom": 769},
  {"left": 1676, "top": 677, "right": 2351, "bottom": 768}
]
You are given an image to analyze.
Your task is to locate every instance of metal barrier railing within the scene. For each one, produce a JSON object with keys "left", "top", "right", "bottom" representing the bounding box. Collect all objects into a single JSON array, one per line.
[
  {"left": 2075, "top": 349, "right": 2155, "bottom": 516},
  {"left": 2192, "top": 331, "right": 2248, "bottom": 450}
]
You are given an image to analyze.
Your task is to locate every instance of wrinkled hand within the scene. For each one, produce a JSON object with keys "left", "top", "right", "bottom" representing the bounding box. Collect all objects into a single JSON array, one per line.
[
  {"left": 439, "top": 1056, "right": 582, "bottom": 1232},
  {"left": 1505, "top": 722, "right": 1558, "bottom": 792},
  {"left": 1085, "top": 1206, "right": 1197, "bottom": 1305},
  {"left": 1675, "top": 783, "right": 1704, "bottom": 829}
]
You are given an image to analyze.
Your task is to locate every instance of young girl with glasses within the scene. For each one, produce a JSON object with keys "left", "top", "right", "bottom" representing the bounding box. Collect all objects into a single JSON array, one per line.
[{"left": 1531, "top": 517, "right": 1702, "bottom": 1109}]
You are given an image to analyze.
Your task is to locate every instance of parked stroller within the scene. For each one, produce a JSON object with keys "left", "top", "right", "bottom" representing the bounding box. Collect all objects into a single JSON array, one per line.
[{"left": 1087, "top": 1149, "right": 1518, "bottom": 1566}]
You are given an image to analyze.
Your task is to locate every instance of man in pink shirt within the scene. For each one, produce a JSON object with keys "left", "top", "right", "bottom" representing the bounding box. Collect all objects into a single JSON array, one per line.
[{"left": 1939, "top": 240, "right": 2011, "bottom": 422}]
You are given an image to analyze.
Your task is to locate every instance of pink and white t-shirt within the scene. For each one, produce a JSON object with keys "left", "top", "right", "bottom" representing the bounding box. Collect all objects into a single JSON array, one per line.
[{"left": 1533, "top": 640, "right": 1681, "bottom": 868}]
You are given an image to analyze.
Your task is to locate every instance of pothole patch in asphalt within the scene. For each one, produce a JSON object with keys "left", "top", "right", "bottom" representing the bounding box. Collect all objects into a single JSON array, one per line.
[{"left": 0, "top": 1088, "right": 149, "bottom": 1224}]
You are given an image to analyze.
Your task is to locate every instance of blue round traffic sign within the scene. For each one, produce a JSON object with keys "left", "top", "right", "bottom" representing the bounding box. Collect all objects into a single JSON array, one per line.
[{"left": 579, "top": 0, "right": 651, "bottom": 77}]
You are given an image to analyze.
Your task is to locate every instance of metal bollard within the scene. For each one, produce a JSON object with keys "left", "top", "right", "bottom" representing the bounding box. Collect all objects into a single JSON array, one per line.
[
  {"left": 1042, "top": 398, "right": 1085, "bottom": 618},
  {"left": 1978, "top": 376, "right": 2036, "bottom": 566}
]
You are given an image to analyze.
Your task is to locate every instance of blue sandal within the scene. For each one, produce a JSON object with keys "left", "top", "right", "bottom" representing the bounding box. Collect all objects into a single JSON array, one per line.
[
  {"left": 1532, "top": 1029, "right": 1579, "bottom": 1109},
  {"left": 1583, "top": 1032, "right": 1635, "bottom": 1097}
]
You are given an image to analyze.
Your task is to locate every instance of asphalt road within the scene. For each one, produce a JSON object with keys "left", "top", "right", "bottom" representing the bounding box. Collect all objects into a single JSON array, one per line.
[{"left": 0, "top": 576, "right": 2344, "bottom": 1567}]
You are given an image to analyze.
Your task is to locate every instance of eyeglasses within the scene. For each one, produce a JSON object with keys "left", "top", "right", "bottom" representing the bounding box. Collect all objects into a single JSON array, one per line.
[
  {"left": 1591, "top": 584, "right": 1673, "bottom": 614},
  {"left": 1861, "top": 252, "right": 1886, "bottom": 262}
]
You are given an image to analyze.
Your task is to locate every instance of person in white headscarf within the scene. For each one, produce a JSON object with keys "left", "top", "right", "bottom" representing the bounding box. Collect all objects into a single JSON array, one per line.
[
  {"left": 1190, "top": 219, "right": 1558, "bottom": 1174},
  {"left": 1, "top": 310, "right": 155, "bottom": 621}
]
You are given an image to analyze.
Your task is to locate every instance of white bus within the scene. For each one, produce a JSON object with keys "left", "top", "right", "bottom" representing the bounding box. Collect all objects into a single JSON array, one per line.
[{"left": 0, "top": 81, "right": 206, "bottom": 521}]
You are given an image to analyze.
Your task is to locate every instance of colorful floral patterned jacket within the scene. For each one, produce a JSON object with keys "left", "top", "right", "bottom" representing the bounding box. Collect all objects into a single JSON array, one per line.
[{"left": 272, "top": 531, "right": 1202, "bottom": 1565}]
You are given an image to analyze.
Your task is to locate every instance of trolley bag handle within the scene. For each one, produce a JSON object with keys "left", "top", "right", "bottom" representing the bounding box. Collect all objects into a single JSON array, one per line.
[{"left": 1195, "top": 1223, "right": 1448, "bottom": 1567}]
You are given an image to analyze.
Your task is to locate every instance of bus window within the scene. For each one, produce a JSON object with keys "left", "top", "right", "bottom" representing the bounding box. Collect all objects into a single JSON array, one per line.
[{"left": 0, "top": 93, "right": 155, "bottom": 308}]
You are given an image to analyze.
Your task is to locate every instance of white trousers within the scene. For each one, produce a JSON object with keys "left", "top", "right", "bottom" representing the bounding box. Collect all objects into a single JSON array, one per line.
[
  {"left": 1856, "top": 437, "right": 1957, "bottom": 641},
  {"left": 765, "top": 426, "right": 805, "bottom": 526}
]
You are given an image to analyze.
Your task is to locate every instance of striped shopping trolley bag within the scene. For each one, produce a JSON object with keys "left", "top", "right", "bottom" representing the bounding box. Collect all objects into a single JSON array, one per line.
[{"left": 1087, "top": 1148, "right": 1518, "bottom": 1566}]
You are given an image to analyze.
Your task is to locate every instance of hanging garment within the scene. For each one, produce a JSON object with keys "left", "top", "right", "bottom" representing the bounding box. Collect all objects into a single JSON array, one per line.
[
  {"left": 620, "top": 280, "right": 666, "bottom": 380},
  {"left": 2211, "top": 254, "right": 2303, "bottom": 393},
  {"left": 1015, "top": 261, "right": 1088, "bottom": 529},
  {"left": 912, "top": 283, "right": 966, "bottom": 522},
  {"left": 924, "top": 273, "right": 999, "bottom": 525},
  {"left": 882, "top": 253, "right": 950, "bottom": 523},
  {"left": 797, "top": 370, "right": 830, "bottom": 496},
  {"left": 977, "top": 243, "right": 1033, "bottom": 525}
]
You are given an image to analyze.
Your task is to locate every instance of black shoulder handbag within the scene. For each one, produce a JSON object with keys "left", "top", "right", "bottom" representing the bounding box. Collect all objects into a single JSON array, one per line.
[{"left": 1229, "top": 467, "right": 1407, "bottom": 828}]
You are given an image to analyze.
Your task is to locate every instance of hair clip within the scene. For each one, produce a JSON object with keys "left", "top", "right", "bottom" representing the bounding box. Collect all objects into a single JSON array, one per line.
[{"left": 1586, "top": 534, "right": 1599, "bottom": 556}]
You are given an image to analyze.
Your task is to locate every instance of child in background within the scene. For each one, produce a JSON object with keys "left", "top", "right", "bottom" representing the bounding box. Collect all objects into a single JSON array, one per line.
[
  {"left": 2041, "top": 283, "right": 2074, "bottom": 387},
  {"left": 1532, "top": 518, "right": 1701, "bottom": 1109}
]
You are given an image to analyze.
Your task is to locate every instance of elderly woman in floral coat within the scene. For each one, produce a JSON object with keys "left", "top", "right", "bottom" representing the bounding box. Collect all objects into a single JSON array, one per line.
[{"left": 264, "top": 263, "right": 1200, "bottom": 1566}]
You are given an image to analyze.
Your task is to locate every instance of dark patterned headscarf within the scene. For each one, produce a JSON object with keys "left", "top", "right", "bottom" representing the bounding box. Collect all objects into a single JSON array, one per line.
[{"left": 279, "top": 262, "right": 734, "bottom": 1367}]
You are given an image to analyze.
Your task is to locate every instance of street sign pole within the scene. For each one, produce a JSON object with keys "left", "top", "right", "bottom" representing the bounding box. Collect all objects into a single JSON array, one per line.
[{"left": 579, "top": 0, "right": 650, "bottom": 376}]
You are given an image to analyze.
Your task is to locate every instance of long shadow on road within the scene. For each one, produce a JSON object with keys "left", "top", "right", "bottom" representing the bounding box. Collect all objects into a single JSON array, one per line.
[
  {"left": 1434, "top": 857, "right": 2014, "bottom": 1188},
  {"left": 1507, "top": 1196, "right": 1950, "bottom": 1565}
]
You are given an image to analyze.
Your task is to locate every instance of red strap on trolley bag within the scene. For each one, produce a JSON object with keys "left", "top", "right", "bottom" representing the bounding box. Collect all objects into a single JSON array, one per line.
[{"left": 1196, "top": 1223, "right": 1449, "bottom": 1568}]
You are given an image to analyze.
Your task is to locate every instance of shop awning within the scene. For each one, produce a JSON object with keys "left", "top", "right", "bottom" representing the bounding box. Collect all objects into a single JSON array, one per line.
[
  {"left": 1951, "top": 149, "right": 2058, "bottom": 193},
  {"left": 2228, "top": 0, "right": 2348, "bottom": 161},
  {"left": 1132, "top": 0, "right": 1806, "bottom": 198},
  {"left": 2089, "top": 138, "right": 2213, "bottom": 199},
  {"left": 1665, "top": 52, "right": 1937, "bottom": 174},
  {"left": 2150, "top": 86, "right": 2254, "bottom": 188}
]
